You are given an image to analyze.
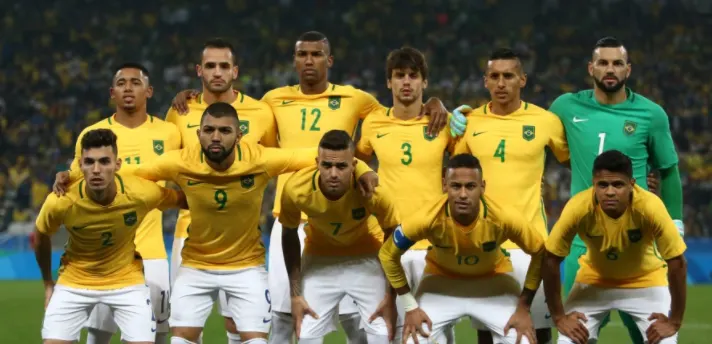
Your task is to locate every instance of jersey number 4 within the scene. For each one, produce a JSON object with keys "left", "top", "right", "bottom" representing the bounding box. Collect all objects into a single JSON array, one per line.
[{"left": 493, "top": 139, "right": 506, "bottom": 162}]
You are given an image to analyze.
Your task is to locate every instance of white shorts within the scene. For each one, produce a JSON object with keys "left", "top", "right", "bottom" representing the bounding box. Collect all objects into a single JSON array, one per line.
[
  {"left": 43, "top": 284, "right": 155, "bottom": 342},
  {"left": 268, "top": 218, "right": 359, "bottom": 315},
  {"left": 87, "top": 259, "right": 171, "bottom": 333},
  {"left": 170, "top": 265, "right": 271, "bottom": 333},
  {"left": 299, "top": 254, "right": 388, "bottom": 339},
  {"left": 170, "top": 237, "right": 185, "bottom": 287},
  {"left": 408, "top": 273, "right": 529, "bottom": 344},
  {"left": 473, "top": 248, "right": 551, "bottom": 330},
  {"left": 558, "top": 283, "right": 677, "bottom": 344}
]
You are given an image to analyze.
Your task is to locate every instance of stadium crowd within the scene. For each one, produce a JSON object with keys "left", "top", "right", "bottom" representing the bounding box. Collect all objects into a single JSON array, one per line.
[{"left": 1, "top": 0, "right": 711, "bottom": 237}]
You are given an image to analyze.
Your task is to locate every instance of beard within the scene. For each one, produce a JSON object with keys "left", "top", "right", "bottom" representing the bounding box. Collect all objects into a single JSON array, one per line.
[
  {"left": 203, "top": 77, "right": 233, "bottom": 94},
  {"left": 201, "top": 143, "right": 235, "bottom": 164},
  {"left": 594, "top": 75, "right": 627, "bottom": 93}
]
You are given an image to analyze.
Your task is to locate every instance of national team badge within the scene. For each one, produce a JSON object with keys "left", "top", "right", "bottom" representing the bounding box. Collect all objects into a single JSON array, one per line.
[
  {"left": 328, "top": 96, "right": 341, "bottom": 110},
  {"left": 123, "top": 211, "right": 138, "bottom": 226},
  {"left": 522, "top": 125, "right": 535, "bottom": 141},
  {"left": 627, "top": 228, "right": 642, "bottom": 243},
  {"left": 623, "top": 120, "right": 637, "bottom": 135},
  {"left": 239, "top": 120, "right": 250, "bottom": 135},
  {"left": 153, "top": 140, "right": 164, "bottom": 155},
  {"left": 240, "top": 175, "right": 255, "bottom": 189},
  {"left": 352, "top": 207, "right": 366, "bottom": 220},
  {"left": 482, "top": 241, "right": 497, "bottom": 252},
  {"left": 422, "top": 126, "right": 436, "bottom": 141}
]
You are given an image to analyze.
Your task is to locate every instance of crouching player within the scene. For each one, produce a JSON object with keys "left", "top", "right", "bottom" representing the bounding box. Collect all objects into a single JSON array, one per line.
[
  {"left": 34, "top": 129, "right": 188, "bottom": 344},
  {"left": 543, "top": 150, "right": 687, "bottom": 344},
  {"left": 379, "top": 154, "right": 544, "bottom": 344}
]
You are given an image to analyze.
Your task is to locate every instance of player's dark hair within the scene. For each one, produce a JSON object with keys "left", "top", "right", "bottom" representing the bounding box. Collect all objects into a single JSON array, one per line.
[
  {"left": 296, "top": 31, "right": 331, "bottom": 54},
  {"left": 202, "top": 38, "right": 237, "bottom": 64},
  {"left": 81, "top": 129, "right": 118, "bottom": 155},
  {"left": 593, "top": 150, "right": 633, "bottom": 178},
  {"left": 202, "top": 102, "right": 239, "bottom": 124},
  {"left": 447, "top": 154, "right": 483, "bottom": 173},
  {"left": 489, "top": 48, "right": 520, "bottom": 61},
  {"left": 319, "top": 130, "right": 354, "bottom": 152},
  {"left": 113, "top": 62, "right": 150, "bottom": 82},
  {"left": 593, "top": 36, "right": 629, "bottom": 62},
  {"left": 386, "top": 47, "right": 428, "bottom": 81}
]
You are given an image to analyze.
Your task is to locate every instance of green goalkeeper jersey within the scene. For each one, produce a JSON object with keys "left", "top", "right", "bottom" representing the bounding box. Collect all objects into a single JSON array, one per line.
[{"left": 549, "top": 88, "right": 679, "bottom": 246}]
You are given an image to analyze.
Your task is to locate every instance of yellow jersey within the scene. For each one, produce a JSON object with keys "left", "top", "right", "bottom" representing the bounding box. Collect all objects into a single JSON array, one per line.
[
  {"left": 546, "top": 185, "right": 687, "bottom": 288},
  {"left": 454, "top": 102, "right": 569, "bottom": 249},
  {"left": 165, "top": 91, "right": 278, "bottom": 238},
  {"left": 134, "top": 140, "right": 319, "bottom": 270},
  {"left": 379, "top": 194, "right": 545, "bottom": 291},
  {"left": 69, "top": 114, "right": 182, "bottom": 259},
  {"left": 280, "top": 165, "right": 400, "bottom": 256},
  {"left": 261, "top": 83, "right": 382, "bottom": 219},
  {"left": 357, "top": 107, "right": 453, "bottom": 250},
  {"left": 35, "top": 174, "right": 183, "bottom": 289}
]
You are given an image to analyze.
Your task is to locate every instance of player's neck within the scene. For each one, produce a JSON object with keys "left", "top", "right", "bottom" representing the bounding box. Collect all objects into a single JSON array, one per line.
[
  {"left": 300, "top": 80, "right": 329, "bottom": 95},
  {"left": 205, "top": 151, "right": 236, "bottom": 172},
  {"left": 489, "top": 100, "right": 521, "bottom": 116},
  {"left": 203, "top": 88, "right": 238, "bottom": 105},
  {"left": 594, "top": 87, "right": 627, "bottom": 105},
  {"left": 392, "top": 100, "right": 422, "bottom": 120},
  {"left": 114, "top": 109, "right": 148, "bottom": 129},
  {"left": 86, "top": 180, "right": 118, "bottom": 206}
]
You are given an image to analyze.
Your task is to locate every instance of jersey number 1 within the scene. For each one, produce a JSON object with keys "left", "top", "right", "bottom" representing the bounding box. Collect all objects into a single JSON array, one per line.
[{"left": 597, "top": 133, "right": 606, "bottom": 155}]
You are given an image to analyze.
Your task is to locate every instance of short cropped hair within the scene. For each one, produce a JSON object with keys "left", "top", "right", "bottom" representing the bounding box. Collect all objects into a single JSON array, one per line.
[
  {"left": 447, "top": 154, "right": 483, "bottom": 173},
  {"left": 81, "top": 129, "right": 118, "bottom": 155},
  {"left": 201, "top": 102, "right": 239, "bottom": 124},
  {"left": 113, "top": 62, "right": 150, "bottom": 83},
  {"left": 202, "top": 38, "right": 237, "bottom": 63},
  {"left": 593, "top": 150, "right": 633, "bottom": 178},
  {"left": 319, "top": 130, "right": 354, "bottom": 151}
]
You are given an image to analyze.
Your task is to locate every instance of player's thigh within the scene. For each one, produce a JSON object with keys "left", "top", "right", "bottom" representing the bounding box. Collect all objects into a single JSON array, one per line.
[
  {"left": 222, "top": 265, "right": 271, "bottom": 334},
  {"left": 42, "top": 285, "right": 97, "bottom": 341},
  {"left": 144, "top": 259, "right": 171, "bottom": 331},
  {"left": 170, "top": 237, "right": 186, "bottom": 288},
  {"left": 465, "top": 274, "right": 524, "bottom": 338},
  {"left": 508, "top": 249, "right": 551, "bottom": 329},
  {"left": 268, "top": 219, "right": 306, "bottom": 314},
  {"left": 612, "top": 286, "right": 676, "bottom": 343},
  {"left": 563, "top": 245, "right": 587, "bottom": 297},
  {"left": 103, "top": 284, "right": 156, "bottom": 343},
  {"left": 413, "top": 274, "right": 470, "bottom": 339},
  {"left": 344, "top": 256, "right": 389, "bottom": 336},
  {"left": 169, "top": 266, "right": 220, "bottom": 328},
  {"left": 269, "top": 311, "right": 296, "bottom": 344},
  {"left": 86, "top": 303, "right": 118, "bottom": 333},
  {"left": 563, "top": 283, "right": 617, "bottom": 341},
  {"left": 299, "top": 255, "right": 347, "bottom": 339}
]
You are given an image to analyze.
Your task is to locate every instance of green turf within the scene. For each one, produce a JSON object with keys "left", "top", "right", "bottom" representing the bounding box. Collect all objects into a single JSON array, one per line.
[{"left": 2, "top": 281, "right": 710, "bottom": 343}]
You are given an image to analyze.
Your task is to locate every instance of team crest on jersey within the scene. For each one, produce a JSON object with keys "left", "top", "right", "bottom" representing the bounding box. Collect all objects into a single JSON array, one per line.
[
  {"left": 240, "top": 175, "right": 255, "bottom": 189},
  {"left": 352, "top": 207, "right": 366, "bottom": 220},
  {"left": 328, "top": 96, "right": 341, "bottom": 110},
  {"left": 153, "top": 140, "right": 164, "bottom": 155},
  {"left": 522, "top": 125, "right": 536, "bottom": 141},
  {"left": 623, "top": 120, "right": 637, "bottom": 135},
  {"left": 627, "top": 228, "right": 642, "bottom": 243},
  {"left": 123, "top": 211, "right": 138, "bottom": 226},
  {"left": 422, "top": 126, "right": 436, "bottom": 141},
  {"left": 482, "top": 241, "right": 497, "bottom": 252},
  {"left": 239, "top": 120, "right": 250, "bottom": 135}
]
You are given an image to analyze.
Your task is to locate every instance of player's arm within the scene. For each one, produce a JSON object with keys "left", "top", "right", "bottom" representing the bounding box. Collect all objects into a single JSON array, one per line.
[
  {"left": 140, "top": 179, "right": 189, "bottom": 211},
  {"left": 451, "top": 134, "right": 471, "bottom": 155},
  {"left": 503, "top": 216, "right": 546, "bottom": 310},
  {"left": 355, "top": 117, "right": 374, "bottom": 162},
  {"left": 370, "top": 191, "right": 401, "bottom": 239},
  {"left": 279, "top": 185, "right": 305, "bottom": 298},
  {"left": 647, "top": 197, "right": 687, "bottom": 334},
  {"left": 547, "top": 114, "right": 570, "bottom": 163},
  {"left": 133, "top": 151, "right": 179, "bottom": 183},
  {"left": 648, "top": 107, "right": 684, "bottom": 236},
  {"left": 33, "top": 195, "right": 66, "bottom": 289},
  {"left": 259, "top": 107, "right": 279, "bottom": 148},
  {"left": 53, "top": 130, "right": 86, "bottom": 195},
  {"left": 262, "top": 147, "right": 375, "bottom": 188}
]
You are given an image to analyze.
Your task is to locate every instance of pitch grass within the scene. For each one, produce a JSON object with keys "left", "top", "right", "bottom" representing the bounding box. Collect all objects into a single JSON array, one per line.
[{"left": 2, "top": 281, "right": 710, "bottom": 343}]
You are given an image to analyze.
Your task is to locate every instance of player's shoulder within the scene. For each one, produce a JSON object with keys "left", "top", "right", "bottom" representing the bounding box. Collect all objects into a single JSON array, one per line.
[
  {"left": 147, "top": 114, "right": 180, "bottom": 131},
  {"left": 408, "top": 194, "right": 448, "bottom": 228},
  {"left": 629, "top": 90, "right": 667, "bottom": 116},
  {"left": 361, "top": 107, "right": 391, "bottom": 126},
  {"left": 631, "top": 184, "right": 666, "bottom": 215},
  {"left": 116, "top": 173, "right": 151, "bottom": 192},
  {"left": 549, "top": 91, "right": 590, "bottom": 112},
  {"left": 261, "top": 85, "right": 297, "bottom": 103},
  {"left": 563, "top": 188, "right": 596, "bottom": 218},
  {"left": 482, "top": 195, "right": 525, "bottom": 227},
  {"left": 45, "top": 184, "right": 81, "bottom": 211},
  {"left": 284, "top": 165, "right": 319, "bottom": 197},
  {"left": 235, "top": 92, "right": 269, "bottom": 109}
]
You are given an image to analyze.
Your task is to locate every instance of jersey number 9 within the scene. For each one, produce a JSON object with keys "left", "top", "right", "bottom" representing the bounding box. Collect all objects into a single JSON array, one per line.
[{"left": 214, "top": 190, "right": 228, "bottom": 210}]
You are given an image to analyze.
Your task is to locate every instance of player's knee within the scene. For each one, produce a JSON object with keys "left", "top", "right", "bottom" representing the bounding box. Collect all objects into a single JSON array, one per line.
[
  {"left": 241, "top": 339, "right": 267, "bottom": 344},
  {"left": 170, "top": 337, "right": 198, "bottom": 344},
  {"left": 477, "top": 330, "right": 494, "bottom": 344},
  {"left": 171, "top": 327, "right": 202, "bottom": 343},
  {"left": 86, "top": 328, "right": 114, "bottom": 344},
  {"left": 224, "top": 316, "right": 238, "bottom": 333}
]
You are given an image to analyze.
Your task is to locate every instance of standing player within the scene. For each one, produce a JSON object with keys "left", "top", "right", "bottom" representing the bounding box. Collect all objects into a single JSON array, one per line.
[
  {"left": 379, "top": 154, "right": 544, "bottom": 344},
  {"left": 355, "top": 46, "right": 456, "bottom": 343},
  {"left": 132, "top": 103, "right": 376, "bottom": 344},
  {"left": 452, "top": 48, "right": 569, "bottom": 344},
  {"left": 164, "top": 38, "right": 278, "bottom": 344},
  {"left": 543, "top": 150, "right": 687, "bottom": 344},
  {"left": 58, "top": 63, "right": 182, "bottom": 344},
  {"left": 548, "top": 37, "right": 683, "bottom": 343},
  {"left": 36, "top": 129, "right": 187, "bottom": 344},
  {"left": 281, "top": 130, "right": 400, "bottom": 343}
]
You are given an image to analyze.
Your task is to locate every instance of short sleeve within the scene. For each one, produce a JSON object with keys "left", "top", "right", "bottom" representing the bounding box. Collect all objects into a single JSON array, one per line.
[
  {"left": 647, "top": 106, "right": 679, "bottom": 170},
  {"left": 355, "top": 89, "right": 383, "bottom": 119},
  {"left": 134, "top": 151, "right": 179, "bottom": 182},
  {"left": 546, "top": 194, "right": 587, "bottom": 257},
  {"left": 356, "top": 117, "right": 375, "bottom": 157},
  {"left": 261, "top": 146, "right": 317, "bottom": 178},
  {"left": 278, "top": 181, "right": 302, "bottom": 229},
  {"left": 645, "top": 195, "right": 687, "bottom": 260},
  {"left": 547, "top": 114, "right": 570, "bottom": 163},
  {"left": 259, "top": 107, "right": 279, "bottom": 148},
  {"left": 35, "top": 194, "right": 66, "bottom": 236},
  {"left": 139, "top": 179, "right": 183, "bottom": 211},
  {"left": 166, "top": 122, "right": 183, "bottom": 151}
]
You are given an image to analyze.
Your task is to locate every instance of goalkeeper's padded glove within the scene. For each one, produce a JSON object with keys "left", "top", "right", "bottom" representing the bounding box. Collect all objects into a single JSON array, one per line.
[{"left": 449, "top": 104, "right": 471, "bottom": 137}]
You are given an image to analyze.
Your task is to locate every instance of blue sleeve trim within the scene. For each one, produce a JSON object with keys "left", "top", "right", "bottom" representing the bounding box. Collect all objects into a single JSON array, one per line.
[{"left": 392, "top": 225, "right": 415, "bottom": 250}]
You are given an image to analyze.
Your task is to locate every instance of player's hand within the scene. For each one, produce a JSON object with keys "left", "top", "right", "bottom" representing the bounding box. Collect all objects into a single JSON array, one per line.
[
  {"left": 553, "top": 311, "right": 589, "bottom": 344},
  {"left": 171, "top": 89, "right": 200, "bottom": 115},
  {"left": 647, "top": 172, "right": 660, "bottom": 195},
  {"left": 646, "top": 313, "right": 680, "bottom": 344},
  {"left": 53, "top": 171, "right": 71, "bottom": 196},
  {"left": 419, "top": 97, "right": 448, "bottom": 137},
  {"left": 449, "top": 104, "right": 471, "bottom": 138},
  {"left": 357, "top": 171, "right": 379, "bottom": 200},
  {"left": 290, "top": 296, "right": 318, "bottom": 339},
  {"left": 504, "top": 306, "right": 536, "bottom": 344},
  {"left": 368, "top": 293, "right": 397, "bottom": 341},
  {"left": 402, "top": 307, "right": 432, "bottom": 344},
  {"left": 43, "top": 280, "right": 55, "bottom": 309}
]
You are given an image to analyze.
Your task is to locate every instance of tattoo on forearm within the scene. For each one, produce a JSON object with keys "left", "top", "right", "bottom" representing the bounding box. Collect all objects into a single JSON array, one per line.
[{"left": 282, "top": 228, "right": 303, "bottom": 297}]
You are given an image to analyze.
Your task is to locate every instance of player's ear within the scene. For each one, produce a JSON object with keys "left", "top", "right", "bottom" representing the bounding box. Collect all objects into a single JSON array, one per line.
[
  {"left": 327, "top": 55, "right": 334, "bottom": 68},
  {"left": 195, "top": 64, "right": 202, "bottom": 77},
  {"left": 442, "top": 177, "right": 447, "bottom": 193},
  {"left": 351, "top": 157, "right": 358, "bottom": 169},
  {"left": 630, "top": 177, "right": 636, "bottom": 187},
  {"left": 232, "top": 65, "right": 239, "bottom": 80},
  {"left": 422, "top": 78, "right": 428, "bottom": 89},
  {"left": 109, "top": 87, "right": 116, "bottom": 101},
  {"left": 146, "top": 85, "right": 154, "bottom": 99},
  {"left": 626, "top": 62, "right": 632, "bottom": 79},
  {"left": 115, "top": 155, "right": 122, "bottom": 171},
  {"left": 519, "top": 73, "right": 527, "bottom": 88},
  {"left": 587, "top": 61, "right": 594, "bottom": 77},
  {"left": 481, "top": 180, "right": 486, "bottom": 192},
  {"left": 386, "top": 78, "right": 392, "bottom": 90}
]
